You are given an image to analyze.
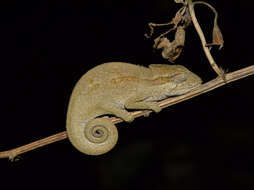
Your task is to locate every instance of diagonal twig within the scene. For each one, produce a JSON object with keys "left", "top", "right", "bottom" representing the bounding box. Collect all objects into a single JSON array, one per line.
[{"left": 1, "top": 65, "right": 254, "bottom": 160}]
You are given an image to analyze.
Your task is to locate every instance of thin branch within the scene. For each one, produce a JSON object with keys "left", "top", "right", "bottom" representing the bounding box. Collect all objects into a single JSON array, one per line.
[
  {"left": 1, "top": 65, "right": 254, "bottom": 160},
  {"left": 193, "top": 1, "right": 218, "bottom": 16},
  {"left": 0, "top": 132, "right": 67, "bottom": 161},
  {"left": 187, "top": 0, "right": 225, "bottom": 78}
]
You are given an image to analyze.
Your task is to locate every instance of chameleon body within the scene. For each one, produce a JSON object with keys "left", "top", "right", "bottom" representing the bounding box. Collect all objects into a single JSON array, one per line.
[{"left": 66, "top": 62, "right": 202, "bottom": 155}]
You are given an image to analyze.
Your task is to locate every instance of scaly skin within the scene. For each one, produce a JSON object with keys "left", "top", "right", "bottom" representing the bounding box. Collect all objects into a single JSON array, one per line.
[{"left": 66, "top": 62, "right": 202, "bottom": 155}]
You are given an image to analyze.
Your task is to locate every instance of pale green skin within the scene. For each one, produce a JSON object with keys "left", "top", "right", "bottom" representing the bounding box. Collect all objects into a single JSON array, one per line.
[{"left": 66, "top": 62, "right": 202, "bottom": 155}]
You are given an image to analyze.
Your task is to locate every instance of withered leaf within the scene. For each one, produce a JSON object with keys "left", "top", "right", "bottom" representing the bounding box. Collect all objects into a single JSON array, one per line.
[
  {"left": 182, "top": 8, "right": 192, "bottom": 28},
  {"left": 153, "top": 27, "right": 186, "bottom": 63},
  {"left": 162, "top": 45, "right": 183, "bottom": 63},
  {"left": 173, "top": 9, "right": 184, "bottom": 25},
  {"left": 212, "top": 22, "right": 224, "bottom": 50},
  {"left": 155, "top": 37, "right": 171, "bottom": 49},
  {"left": 174, "top": 26, "right": 185, "bottom": 47},
  {"left": 154, "top": 37, "right": 183, "bottom": 63}
]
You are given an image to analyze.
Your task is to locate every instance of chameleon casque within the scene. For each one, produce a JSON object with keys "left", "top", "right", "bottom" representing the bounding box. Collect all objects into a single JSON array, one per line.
[{"left": 66, "top": 62, "right": 202, "bottom": 155}]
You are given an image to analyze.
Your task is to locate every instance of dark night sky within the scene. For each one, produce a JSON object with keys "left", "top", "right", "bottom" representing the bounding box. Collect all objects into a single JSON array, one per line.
[{"left": 0, "top": 0, "right": 253, "bottom": 189}]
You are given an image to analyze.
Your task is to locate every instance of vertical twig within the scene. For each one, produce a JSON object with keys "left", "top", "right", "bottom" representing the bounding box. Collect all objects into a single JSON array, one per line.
[{"left": 187, "top": 0, "right": 225, "bottom": 79}]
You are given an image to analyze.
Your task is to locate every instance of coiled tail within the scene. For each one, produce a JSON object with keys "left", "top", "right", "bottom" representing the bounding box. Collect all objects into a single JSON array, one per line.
[{"left": 66, "top": 115, "right": 118, "bottom": 155}]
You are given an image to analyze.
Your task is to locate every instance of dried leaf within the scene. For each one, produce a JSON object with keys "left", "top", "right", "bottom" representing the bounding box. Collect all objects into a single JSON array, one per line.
[
  {"left": 173, "top": 9, "right": 184, "bottom": 25},
  {"left": 162, "top": 45, "right": 183, "bottom": 63},
  {"left": 145, "top": 23, "right": 155, "bottom": 38},
  {"left": 153, "top": 27, "right": 185, "bottom": 63},
  {"left": 182, "top": 8, "right": 192, "bottom": 28},
  {"left": 162, "top": 26, "right": 185, "bottom": 62},
  {"left": 153, "top": 37, "right": 175, "bottom": 62},
  {"left": 156, "top": 38, "right": 183, "bottom": 63},
  {"left": 174, "top": 26, "right": 185, "bottom": 47},
  {"left": 161, "top": 46, "right": 173, "bottom": 60},
  {"left": 212, "top": 22, "right": 224, "bottom": 49},
  {"left": 155, "top": 37, "right": 171, "bottom": 49}
]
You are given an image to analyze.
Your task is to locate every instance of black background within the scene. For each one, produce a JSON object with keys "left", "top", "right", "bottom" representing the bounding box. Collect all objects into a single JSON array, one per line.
[{"left": 0, "top": 0, "right": 253, "bottom": 189}]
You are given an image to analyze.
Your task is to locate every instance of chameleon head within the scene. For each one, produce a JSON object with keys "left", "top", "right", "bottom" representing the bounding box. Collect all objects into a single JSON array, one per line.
[{"left": 149, "top": 64, "right": 202, "bottom": 96}]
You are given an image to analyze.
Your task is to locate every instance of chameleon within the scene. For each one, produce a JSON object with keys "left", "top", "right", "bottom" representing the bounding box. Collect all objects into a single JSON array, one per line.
[{"left": 66, "top": 62, "right": 202, "bottom": 156}]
